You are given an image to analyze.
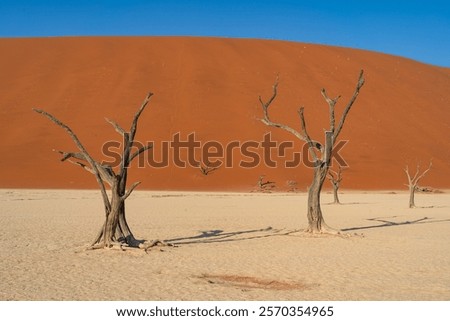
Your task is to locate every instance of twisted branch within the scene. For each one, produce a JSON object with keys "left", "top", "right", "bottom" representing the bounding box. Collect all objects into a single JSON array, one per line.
[
  {"left": 129, "top": 143, "right": 153, "bottom": 163},
  {"left": 259, "top": 77, "right": 308, "bottom": 142},
  {"left": 33, "top": 109, "right": 111, "bottom": 213},
  {"left": 105, "top": 118, "right": 126, "bottom": 136}
]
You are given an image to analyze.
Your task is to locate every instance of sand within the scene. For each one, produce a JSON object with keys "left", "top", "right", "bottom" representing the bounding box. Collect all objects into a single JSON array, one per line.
[
  {"left": 1, "top": 189, "right": 449, "bottom": 301},
  {"left": 1, "top": 37, "right": 449, "bottom": 191}
]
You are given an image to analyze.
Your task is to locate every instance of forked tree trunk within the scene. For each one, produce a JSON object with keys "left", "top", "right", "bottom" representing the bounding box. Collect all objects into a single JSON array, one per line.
[
  {"left": 91, "top": 197, "right": 136, "bottom": 247},
  {"left": 94, "top": 178, "right": 139, "bottom": 247}
]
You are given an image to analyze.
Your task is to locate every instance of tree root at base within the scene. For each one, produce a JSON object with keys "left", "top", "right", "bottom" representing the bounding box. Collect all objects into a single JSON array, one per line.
[
  {"left": 303, "top": 226, "right": 364, "bottom": 238},
  {"left": 86, "top": 239, "right": 176, "bottom": 252},
  {"left": 140, "top": 240, "right": 175, "bottom": 253}
]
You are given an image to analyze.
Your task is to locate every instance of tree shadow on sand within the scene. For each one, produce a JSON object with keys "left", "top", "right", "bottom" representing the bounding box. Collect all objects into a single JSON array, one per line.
[
  {"left": 342, "top": 216, "right": 450, "bottom": 232},
  {"left": 411, "top": 205, "right": 448, "bottom": 209},
  {"left": 166, "top": 227, "right": 300, "bottom": 245},
  {"left": 323, "top": 201, "right": 373, "bottom": 206}
]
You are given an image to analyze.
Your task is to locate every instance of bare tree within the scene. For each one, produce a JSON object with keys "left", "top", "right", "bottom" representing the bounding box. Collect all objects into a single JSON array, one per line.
[
  {"left": 404, "top": 160, "right": 432, "bottom": 208},
  {"left": 33, "top": 93, "right": 160, "bottom": 250},
  {"left": 327, "top": 166, "right": 344, "bottom": 204},
  {"left": 286, "top": 180, "right": 299, "bottom": 193},
  {"left": 199, "top": 161, "right": 219, "bottom": 176},
  {"left": 259, "top": 70, "right": 365, "bottom": 233},
  {"left": 255, "top": 175, "right": 276, "bottom": 193}
]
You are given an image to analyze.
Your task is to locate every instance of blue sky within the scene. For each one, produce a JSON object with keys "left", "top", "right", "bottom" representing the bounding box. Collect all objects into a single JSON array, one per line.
[{"left": 1, "top": 0, "right": 449, "bottom": 67}]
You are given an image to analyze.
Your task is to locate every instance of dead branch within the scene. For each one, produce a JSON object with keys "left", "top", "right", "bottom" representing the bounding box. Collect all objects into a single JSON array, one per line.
[
  {"left": 297, "top": 107, "right": 319, "bottom": 162},
  {"left": 199, "top": 161, "right": 219, "bottom": 176},
  {"left": 327, "top": 166, "right": 344, "bottom": 183},
  {"left": 404, "top": 160, "right": 432, "bottom": 186},
  {"left": 54, "top": 150, "right": 87, "bottom": 162},
  {"left": 129, "top": 143, "right": 153, "bottom": 163},
  {"left": 119, "top": 93, "right": 153, "bottom": 179},
  {"left": 130, "top": 92, "right": 153, "bottom": 141},
  {"left": 321, "top": 88, "right": 341, "bottom": 135},
  {"left": 105, "top": 118, "right": 126, "bottom": 136},
  {"left": 54, "top": 149, "right": 116, "bottom": 185},
  {"left": 122, "top": 181, "right": 141, "bottom": 201},
  {"left": 33, "top": 108, "right": 111, "bottom": 213},
  {"left": 259, "top": 78, "right": 308, "bottom": 142},
  {"left": 333, "top": 70, "right": 365, "bottom": 141}
]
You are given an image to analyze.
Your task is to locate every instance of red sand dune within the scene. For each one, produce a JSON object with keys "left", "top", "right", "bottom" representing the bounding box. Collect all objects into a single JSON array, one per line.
[{"left": 0, "top": 37, "right": 449, "bottom": 191}]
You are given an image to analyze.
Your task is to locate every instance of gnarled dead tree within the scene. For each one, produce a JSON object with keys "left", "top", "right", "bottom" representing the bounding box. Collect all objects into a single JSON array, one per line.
[
  {"left": 404, "top": 160, "right": 432, "bottom": 208},
  {"left": 33, "top": 93, "right": 157, "bottom": 250},
  {"left": 327, "top": 166, "right": 344, "bottom": 204},
  {"left": 259, "top": 70, "right": 365, "bottom": 233}
]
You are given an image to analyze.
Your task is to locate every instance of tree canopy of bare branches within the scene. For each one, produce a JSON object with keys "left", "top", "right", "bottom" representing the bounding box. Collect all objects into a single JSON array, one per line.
[
  {"left": 404, "top": 160, "right": 432, "bottom": 208},
  {"left": 259, "top": 70, "right": 365, "bottom": 233}
]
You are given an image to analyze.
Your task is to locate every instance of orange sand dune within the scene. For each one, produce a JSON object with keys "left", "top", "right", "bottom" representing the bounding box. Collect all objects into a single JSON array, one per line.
[{"left": 0, "top": 37, "right": 449, "bottom": 191}]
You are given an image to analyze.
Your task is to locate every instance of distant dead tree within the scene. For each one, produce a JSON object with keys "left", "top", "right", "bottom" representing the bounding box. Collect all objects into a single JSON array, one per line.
[
  {"left": 33, "top": 93, "right": 164, "bottom": 250},
  {"left": 199, "top": 161, "right": 219, "bottom": 176},
  {"left": 404, "top": 160, "right": 432, "bottom": 208},
  {"left": 256, "top": 175, "right": 276, "bottom": 192},
  {"left": 259, "top": 70, "right": 365, "bottom": 233},
  {"left": 286, "top": 180, "right": 299, "bottom": 192},
  {"left": 327, "top": 166, "right": 344, "bottom": 204}
]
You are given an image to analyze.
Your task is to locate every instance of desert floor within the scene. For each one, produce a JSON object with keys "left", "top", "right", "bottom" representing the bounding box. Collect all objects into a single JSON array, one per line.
[{"left": 1, "top": 189, "right": 449, "bottom": 301}]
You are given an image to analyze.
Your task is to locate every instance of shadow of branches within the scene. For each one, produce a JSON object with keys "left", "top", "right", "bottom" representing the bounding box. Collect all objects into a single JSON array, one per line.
[
  {"left": 166, "top": 227, "right": 300, "bottom": 245},
  {"left": 342, "top": 216, "right": 450, "bottom": 232}
]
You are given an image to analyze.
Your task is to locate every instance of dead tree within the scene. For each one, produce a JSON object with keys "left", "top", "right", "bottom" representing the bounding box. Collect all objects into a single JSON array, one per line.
[
  {"left": 286, "top": 180, "right": 298, "bottom": 192},
  {"left": 256, "top": 175, "right": 276, "bottom": 192},
  {"left": 327, "top": 166, "right": 344, "bottom": 204},
  {"left": 199, "top": 161, "right": 219, "bottom": 176},
  {"left": 404, "top": 160, "right": 432, "bottom": 208},
  {"left": 259, "top": 70, "right": 365, "bottom": 233},
  {"left": 33, "top": 93, "right": 156, "bottom": 249}
]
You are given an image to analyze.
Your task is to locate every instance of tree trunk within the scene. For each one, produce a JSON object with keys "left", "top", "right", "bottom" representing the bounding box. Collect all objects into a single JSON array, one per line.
[
  {"left": 102, "top": 180, "right": 122, "bottom": 246},
  {"left": 332, "top": 182, "right": 341, "bottom": 204},
  {"left": 92, "top": 180, "right": 140, "bottom": 247},
  {"left": 409, "top": 185, "right": 416, "bottom": 208},
  {"left": 116, "top": 203, "right": 142, "bottom": 247},
  {"left": 306, "top": 165, "right": 330, "bottom": 233}
]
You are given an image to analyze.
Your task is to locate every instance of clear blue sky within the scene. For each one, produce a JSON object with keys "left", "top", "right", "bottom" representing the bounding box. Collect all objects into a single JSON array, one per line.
[{"left": 1, "top": 0, "right": 449, "bottom": 67}]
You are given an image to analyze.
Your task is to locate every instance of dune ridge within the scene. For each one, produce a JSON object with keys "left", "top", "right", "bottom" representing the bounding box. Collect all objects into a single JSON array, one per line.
[{"left": 0, "top": 37, "right": 449, "bottom": 191}]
